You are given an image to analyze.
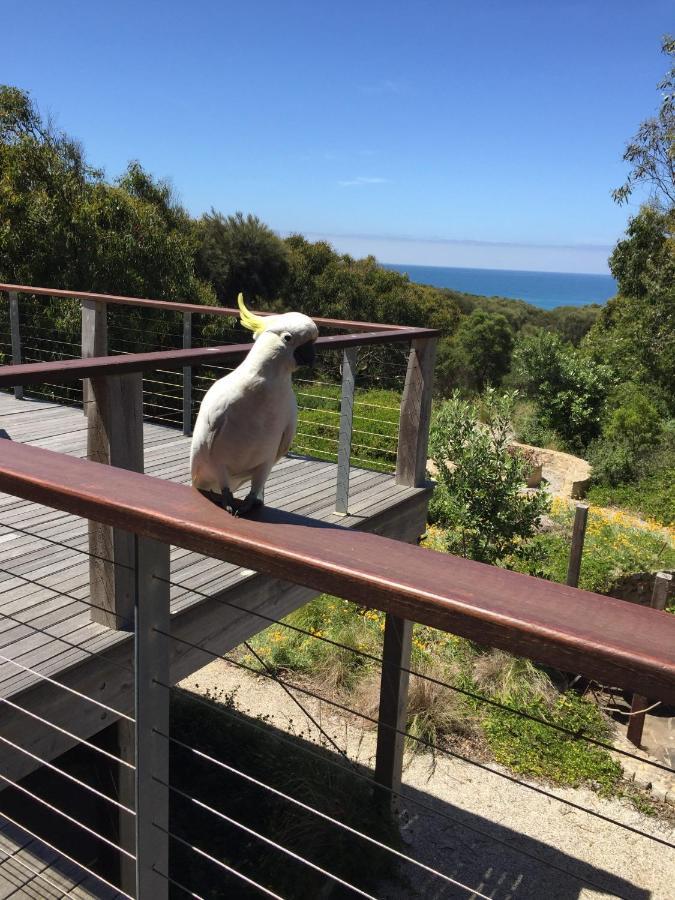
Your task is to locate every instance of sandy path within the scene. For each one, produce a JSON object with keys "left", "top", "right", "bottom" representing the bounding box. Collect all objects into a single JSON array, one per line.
[{"left": 180, "top": 660, "right": 675, "bottom": 900}]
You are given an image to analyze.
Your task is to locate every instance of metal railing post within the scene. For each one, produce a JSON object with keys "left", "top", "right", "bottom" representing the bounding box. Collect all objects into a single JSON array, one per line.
[
  {"left": 8, "top": 291, "right": 23, "bottom": 400},
  {"left": 374, "top": 613, "right": 412, "bottom": 804},
  {"left": 566, "top": 503, "right": 589, "bottom": 587},
  {"left": 335, "top": 347, "right": 357, "bottom": 514},
  {"left": 182, "top": 312, "right": 192, "bottom": 436},
  {"left": 134, "top": 535, "right": 170, "bottom": 899},
  {"left": 627, "top": 571, "right": 672, "bottom": 748},
  {"left": 81, "top": 299, "right": 108, "bottom": 417},
  {"left": 395, "top": 337, "right": 437, "bottom": 488}
]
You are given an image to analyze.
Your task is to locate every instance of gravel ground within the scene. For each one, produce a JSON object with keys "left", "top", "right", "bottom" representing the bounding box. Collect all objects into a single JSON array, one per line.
[{"left": 180, "top": 660, "right": 675, "bottom": 900}]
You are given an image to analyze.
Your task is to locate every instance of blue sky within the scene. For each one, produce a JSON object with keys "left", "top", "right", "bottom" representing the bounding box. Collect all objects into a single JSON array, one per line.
[{"left": 4, "top": 1, "right": 673, "bottom": 273}]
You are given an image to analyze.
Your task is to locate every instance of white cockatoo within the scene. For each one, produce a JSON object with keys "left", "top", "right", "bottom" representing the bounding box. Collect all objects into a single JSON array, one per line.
[{"left": 190, "top": 294, "right": 319, "bottom": 515}]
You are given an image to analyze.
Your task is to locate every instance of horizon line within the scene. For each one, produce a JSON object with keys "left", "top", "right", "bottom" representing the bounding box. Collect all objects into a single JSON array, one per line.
[
  {"left": 380, "top": 261, "right": 617, "bottom": 278},
  {"left": 294, "top": 230, "right": 616, "bottom": 254}
]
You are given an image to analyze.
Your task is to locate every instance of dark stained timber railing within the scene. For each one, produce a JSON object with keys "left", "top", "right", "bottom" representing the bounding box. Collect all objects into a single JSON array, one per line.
[{"left": 1, "top": 440, "right": 673, "bottom": 703}]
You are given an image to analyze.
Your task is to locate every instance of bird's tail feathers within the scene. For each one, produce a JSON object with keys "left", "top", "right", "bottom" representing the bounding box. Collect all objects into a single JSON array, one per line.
[{"left": 238, "top": 293, "right": 267, "bottom": 337}]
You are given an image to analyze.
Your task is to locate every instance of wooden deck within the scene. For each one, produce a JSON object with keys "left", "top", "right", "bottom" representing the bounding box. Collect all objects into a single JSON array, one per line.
[
  {"left": 0, "top": 816, "right": 123, "bottom": 899},
  {"left": 0, "top": 392, "right": 430, "bottom": 786}
]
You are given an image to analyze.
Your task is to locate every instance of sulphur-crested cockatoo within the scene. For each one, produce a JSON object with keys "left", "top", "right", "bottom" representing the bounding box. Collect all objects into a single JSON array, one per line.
[{"left": 190, "top": 294, "right": 319, "bottom": 515}]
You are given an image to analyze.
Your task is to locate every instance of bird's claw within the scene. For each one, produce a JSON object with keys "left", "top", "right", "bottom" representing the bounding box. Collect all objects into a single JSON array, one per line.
[
  {"left": 234, "top": 494, "right": 263, "bottom": 517},
  {"left": 222, "top": 489, "right": 237, "bottom": 515}
]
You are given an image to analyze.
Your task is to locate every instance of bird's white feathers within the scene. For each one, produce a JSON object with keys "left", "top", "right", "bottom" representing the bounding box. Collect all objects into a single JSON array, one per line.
[{"left": 190, "top": 296, "right": 318, "bottom": 502}]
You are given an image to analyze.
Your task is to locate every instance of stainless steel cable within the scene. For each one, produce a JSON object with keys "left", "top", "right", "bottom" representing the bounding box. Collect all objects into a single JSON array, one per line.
[
  {"left": 158, "top": 732, "right": 495, "bottom": 899},
  {"left": 0, "top": 697, "right": 134, "bottom": 769},
  {"left": 163, "top": 685, "right": 637, "bottom": 897},
  {"left": 0, "top": 734, "right": 134, "bottom": 813},
  {"left": 155, "top": 823, "right": 285, "bottom": 899},
  {"left": 241, "top": 640, "right": 354, "bottom": 769},
  {"left": 0, "top": 773, "right": 135, "bottom": 858},
  {"left": 160, "top": 632, "right": 675, "bottom": 850},
  {"left": 0, "top": 809, "right": 133, "bottom": 900},
  {"left": 0, "top": 522, "right": 135, "bottom": 572},
  {"left": 154, "top": 573, "right": 674, "bottom": 774},
  {"left": 157, "top": 781, "right": 380, "bottom": 900},
  {"left": 0, "top": 654, "right": 134, "bottom": 723},
  {"left": 0, "top": 840, "right": 87, "bottom": 897},
  {"left": 0, "top": 579, "right": 133, "bottom": 661},
  {"left": 151, "top": 867, "right": 204, "bottom": 898}
]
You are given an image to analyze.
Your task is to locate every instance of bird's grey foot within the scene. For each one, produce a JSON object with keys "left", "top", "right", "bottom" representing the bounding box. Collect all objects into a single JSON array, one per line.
[
  {"left": 221, "top": 488, "right": 237, "bottom": 515},
  {"left": 235, "top": 492, "right": 264, "bottom": 517}
]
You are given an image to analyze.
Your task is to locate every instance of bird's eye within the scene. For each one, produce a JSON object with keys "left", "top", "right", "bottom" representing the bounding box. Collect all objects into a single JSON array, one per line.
[{"left": 282, "top": 332, "right": 292, "bottom": 343}]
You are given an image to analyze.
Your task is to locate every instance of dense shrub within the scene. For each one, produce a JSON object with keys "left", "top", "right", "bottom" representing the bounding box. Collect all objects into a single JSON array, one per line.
[
  {"left": 428, "top": 389, "right": 550, "bottom": 565},
  {"left": 512, "top": 330, "right": 611, "bottom": 451}
]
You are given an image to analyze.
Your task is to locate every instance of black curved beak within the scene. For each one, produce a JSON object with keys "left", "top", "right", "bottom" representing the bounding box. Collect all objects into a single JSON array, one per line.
[{"left": 294, "top": 341, "right": 316, "bottom": 367}]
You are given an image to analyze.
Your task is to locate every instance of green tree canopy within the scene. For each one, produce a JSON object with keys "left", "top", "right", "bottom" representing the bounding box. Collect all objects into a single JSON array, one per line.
[
  {"left": 0, "top": 85, "right": 212, "bottom": 304},
  {"left": 429, "top": 389, "right": 549, "bottom": 565},
  {"left": 512, "top": 330, "right": 611, "bottom": 451},
  {"left": 613, "top": 35, "right": 675, "bottom": 206},
  {"left": 584, "top": 205, "right": 674, "bottom": 408},
  {"left": 195, "top": 211, "right": 290, "bottom": 303},
  {"left": 437, "top": 309, "right": 514, "bottom": 393}
]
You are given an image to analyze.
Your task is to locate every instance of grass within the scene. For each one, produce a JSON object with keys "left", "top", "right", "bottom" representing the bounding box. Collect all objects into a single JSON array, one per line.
[
  {"left": 587, "top": 467, "right": 675, "bottom": 527},
  {"left": 243, "top": 594, "right": 631, "bottom": 798},
  {"left": 509, "top": 497, "right": 675, "bottom": 595},
  {"left": 292, "top": 381, "right": 401, "bottom": 473}
]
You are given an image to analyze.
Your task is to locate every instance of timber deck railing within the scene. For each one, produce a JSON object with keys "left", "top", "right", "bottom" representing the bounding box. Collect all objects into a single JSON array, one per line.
[
  {"left": 0, "top": 283, "right": 439, "bottom": 489},
  {"left": 0, "top": 438, "right": 673, "bottom": 897}
]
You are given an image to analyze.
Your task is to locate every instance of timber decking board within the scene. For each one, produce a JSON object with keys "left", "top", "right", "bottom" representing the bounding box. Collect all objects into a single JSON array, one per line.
[
  {"left": 0, "top": 817, "right": 124, "bottom": 898},
  {"left": 0, "top": 391, "right": 424, "bottom": 703}
]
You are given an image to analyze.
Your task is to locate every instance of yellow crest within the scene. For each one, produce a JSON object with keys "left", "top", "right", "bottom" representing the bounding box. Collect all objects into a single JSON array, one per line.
[{"left": 237, "top": 293, "right": 267, "bottom": 337}]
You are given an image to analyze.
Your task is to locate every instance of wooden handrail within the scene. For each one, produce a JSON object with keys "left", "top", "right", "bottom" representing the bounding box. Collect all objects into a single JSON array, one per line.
[
  {"left": 0, "top": 282, "right": 427, "bottom": 335},
  {"left": 1, "top": 438, "right": 673, "bottom": 703},
  {"left": 0, "top": 329, "right": 439, "bottom": 387}
]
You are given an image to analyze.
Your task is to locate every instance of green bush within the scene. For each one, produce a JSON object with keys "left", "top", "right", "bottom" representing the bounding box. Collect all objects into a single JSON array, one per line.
[
  {"left": 512, "top": 330, "right": 611, "bottom": 451},
  {"left": 511, "top": 400, "right": 564, "bottom": 449},
  {"left": 428, "top": 389, "right": 550, "bottom": 564},
  {"left": 243, "top": 593, "right": 628, "bottom": 796},
  {"left": 603, "top": 383, "right": 663, "bottom": 448},
  {"left": 588, "top": 438, "right": 641, "bottom": 486}
]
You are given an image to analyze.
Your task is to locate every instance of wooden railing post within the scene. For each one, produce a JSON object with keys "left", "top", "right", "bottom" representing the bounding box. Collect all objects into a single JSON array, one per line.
[
  {"left": 335, "top": 347, "right": 357, "bottom": 514},
  {"left": 87, "top": 372, "right": 144, "bottom": 629},
  {"left": 8, "top": 291, "right": 23, "bottom": 400},
  {"left": 627, "top": 572, "right": 672, "bottom": 748},
  {"left": 373, "top": 337, "right": 436, "bottom": 801},
  {"left": 566, "top": 503, "right": 589, "bottom": 587},
  {"left": 81, "top": 299, "right": 107, "bottom": 417},
  {"left": 182, "top": 312, "right": 192, "bottom": 436},
  {"left": 395, "top": 337, "right": 437, "bottom": 488},
  {"left": 374, "top": 614, "right": 412, "bottom": 803},
  {"left": 134, "top": 535, "right": 170, "bottom": 899}
]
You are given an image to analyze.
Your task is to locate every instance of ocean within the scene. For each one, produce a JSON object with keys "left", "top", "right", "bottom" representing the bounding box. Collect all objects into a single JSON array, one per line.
[{"left": 382, "top": 263, "right": 616, "bottom": 310}]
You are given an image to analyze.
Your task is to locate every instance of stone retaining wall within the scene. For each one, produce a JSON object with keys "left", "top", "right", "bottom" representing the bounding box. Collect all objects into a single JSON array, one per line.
[{"left": 510, "top": 441, "right": 592, "bottom": 499}]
